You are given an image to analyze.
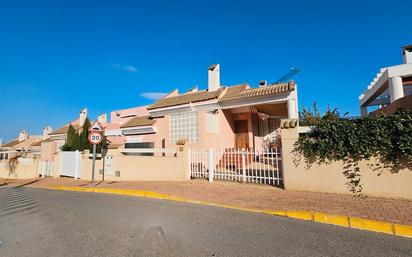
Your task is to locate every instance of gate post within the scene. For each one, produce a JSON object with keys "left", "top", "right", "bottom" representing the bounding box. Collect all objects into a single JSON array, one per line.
[
  {"left": 187, "top": 148, "right": 191, "bottom": 180},
  {"left": 242, "top": 150, "right": 246, "bottom": 183},
  {"left": 208, "top": 149, "right": 214, "bottom": 183},
  {"left": 74, "top": 150, "right": 79, "bottom": 179}
]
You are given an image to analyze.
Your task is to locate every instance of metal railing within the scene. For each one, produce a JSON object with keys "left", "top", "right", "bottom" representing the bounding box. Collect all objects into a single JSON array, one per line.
[{"left": 190, "top": 148, "right": 283, "bottom": 186}]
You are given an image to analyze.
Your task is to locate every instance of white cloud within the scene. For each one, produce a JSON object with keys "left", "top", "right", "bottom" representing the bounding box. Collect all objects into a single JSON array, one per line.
[
  {"left": 140, "top": 92, "right": 167, "bottom": 100},
  {"left": 112, "top": 64, "right": 138, "bottom": 73},
  {"left": 124, "top": 65, "right": 138, "bottom": 72}
]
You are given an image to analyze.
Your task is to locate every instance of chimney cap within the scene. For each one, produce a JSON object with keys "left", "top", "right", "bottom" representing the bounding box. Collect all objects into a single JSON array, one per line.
[
  {"left": 259, "top": 80, "right": 267, "bottom": 87},
  {"left": 208, "top": 64, "right": 219, "bottom": 71},
  {"left": 402, "top": 44, "right": 412, "bottom": 51}
]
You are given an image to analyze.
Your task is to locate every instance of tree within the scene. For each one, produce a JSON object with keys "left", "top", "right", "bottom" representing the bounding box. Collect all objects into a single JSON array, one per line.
[
  {"left": 66, "top": 124, "right": 76, "bottom": 149},
  {"left": 80, "top": 118, "right": 91, "bottom": 151},
  {"left": 299, "top": 102, "right": 322, "bottom": 126}
]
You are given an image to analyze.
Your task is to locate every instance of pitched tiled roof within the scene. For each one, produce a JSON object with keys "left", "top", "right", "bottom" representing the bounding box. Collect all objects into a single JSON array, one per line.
[
  {"left": 120, "top": 116, "right": 156, "bottom": 128},
  {"left": 219, "top": 81, "right": 295, "bottom": 102},
  {"left": 49, "top": 124, "right": 81, "bottom": 135},
  {"left": 30, "top": 140, "right": 42, "bottom": 147},
  {"left": 2, "top": 139, "right": 20, "bottom": 148},
  {"left": 13, "top": 137, "right": 42, "bottom": 149},
  {"left": 220, "top": 84, "right": 248, "bottom": 100},
  {"left": 147, "top": 81, "right": 295, "bottom": 110},
  {"left": 147, "top": 88, "right": 225, "bottom": 110}
]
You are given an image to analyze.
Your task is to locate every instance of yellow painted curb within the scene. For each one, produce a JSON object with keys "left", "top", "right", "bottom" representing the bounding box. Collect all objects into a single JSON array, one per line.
[
  {"left": 286, "top": 211, "right": 313, "bottom": 221},
  {"left": 46, "top": 185, "right": 412, "bottom": 238},
  {"left": 394, "top": 224, "right": 412, "bottom": 238},
  {"left": 350, "top": 217, "right": 393, "bottom": 235},
  {"left": 313, "top": 212, "right": 349, "bottom": 227},
  {"left": 261, "top": 210, "right": 287, "bottom": 216}
]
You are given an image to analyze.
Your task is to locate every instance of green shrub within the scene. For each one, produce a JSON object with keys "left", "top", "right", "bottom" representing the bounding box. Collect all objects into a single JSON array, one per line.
[{"left": 295, "top": 109, "right": 412, "bottom": 194}]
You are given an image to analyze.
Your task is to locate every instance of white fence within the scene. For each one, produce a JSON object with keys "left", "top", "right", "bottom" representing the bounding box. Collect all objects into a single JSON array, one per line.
[
  {"left": 60, "top": 151, "right": 82, "bottom": 178},
  {"left": 190, "top": 148, "right": 283, "bottom": 186}
]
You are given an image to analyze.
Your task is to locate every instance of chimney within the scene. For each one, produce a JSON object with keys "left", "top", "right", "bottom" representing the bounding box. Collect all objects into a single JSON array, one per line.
[
  {"left": 43, "top": 126, "right": 52, "bottom": 138},
  {"left": 19, "top": 130, "right": 29, "bottom": 142},
  {"left": 259, "top": 80, "right": 267, "bottom": 87},
  {"left": 98, "top": 113, "right": 107, "bottom": 125},
  {"left": 208, "top": 64, "right": 220, "bottom": 91},
  {"left": 79, "top": 108, "right": 88, "bottom": 126},
  {"left": 402, "top": 45, "right": 412, "bottom": 64}
]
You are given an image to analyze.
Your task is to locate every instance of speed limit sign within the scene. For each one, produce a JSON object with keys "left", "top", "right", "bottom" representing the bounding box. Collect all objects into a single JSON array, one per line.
[{"left": 88, "top": 131, "right": 103, "bottom": 145}]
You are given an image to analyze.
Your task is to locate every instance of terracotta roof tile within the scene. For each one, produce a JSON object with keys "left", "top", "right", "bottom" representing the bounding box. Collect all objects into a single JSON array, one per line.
[
  {"left": 219, "top": 81, "right": 295, "bottom": 102},
  {"left": 280, "top": 119, "right": 298, "bottom": 128},
  {"left": 220, "top": 84, "right": 248, "bottom": 100},
  {"left": 2, "top": 139, "right": 20, "bottom": 147},
  {"left": 30, "top": 140, "right": 42, "bottom": 147},
  {"left": 147, "top": 81, "right": 295, "bottom": 110},
  {"left": 120, "top": 116, "right": 156, "bottom": 128},
  {"left": 49, "top": 124, "right": 81, "bottom": 135},
  {"left": 147, "top": 88, "right": 225, "bottom": 110}
]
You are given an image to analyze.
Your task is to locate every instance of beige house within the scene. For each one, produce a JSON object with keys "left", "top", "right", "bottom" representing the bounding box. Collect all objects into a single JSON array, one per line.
[{"left": 0, "top": 130, "right": 43, "bottom": 161}]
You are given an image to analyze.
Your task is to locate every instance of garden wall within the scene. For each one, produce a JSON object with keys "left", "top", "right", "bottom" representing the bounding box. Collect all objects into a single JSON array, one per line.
[
  {"left": 80, "top": 146, "right": 190, "bottom": 181},
  {"left": 0, "top": 158, "right": 40, "bottom": 179},
  {"left": 281, "top": 127, "right": 412, "bottom": 200}
]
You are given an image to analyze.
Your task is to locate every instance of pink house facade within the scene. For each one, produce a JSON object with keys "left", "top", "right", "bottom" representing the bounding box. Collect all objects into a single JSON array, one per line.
[{"left": 115, "top": 64, "right": 299, "bottom": 152}]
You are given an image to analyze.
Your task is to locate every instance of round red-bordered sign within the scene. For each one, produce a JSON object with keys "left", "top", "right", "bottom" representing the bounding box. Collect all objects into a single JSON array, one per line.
[{"left": 88, "top": 131, "right": 103, "bottom": 145}]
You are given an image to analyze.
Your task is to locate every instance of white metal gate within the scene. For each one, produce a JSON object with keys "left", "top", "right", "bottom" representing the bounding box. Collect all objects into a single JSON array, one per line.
[
  {"left": 40, "top": 160, "right": 54, "bottom": 177},
  {"left": 60, "top": 151, "right": 82, "bottom": 178},
  {"left": 190, "top": 148, "right": 283, "bottom": 186}
]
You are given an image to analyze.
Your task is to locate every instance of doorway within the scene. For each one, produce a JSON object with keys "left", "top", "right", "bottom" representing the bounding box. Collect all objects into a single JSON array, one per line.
[{"left": 234, "top": 120, "right": 249, "bottom": 148}]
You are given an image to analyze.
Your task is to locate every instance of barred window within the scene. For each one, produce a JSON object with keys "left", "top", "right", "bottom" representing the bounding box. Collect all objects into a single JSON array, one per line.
[{"left": 170, "top": 111, "right": 199, "bottom": 143}]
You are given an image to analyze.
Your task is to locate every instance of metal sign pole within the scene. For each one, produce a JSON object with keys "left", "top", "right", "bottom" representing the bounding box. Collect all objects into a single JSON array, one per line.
[{"left": 91, "top": 144, "right": 96, "bottom": 186}]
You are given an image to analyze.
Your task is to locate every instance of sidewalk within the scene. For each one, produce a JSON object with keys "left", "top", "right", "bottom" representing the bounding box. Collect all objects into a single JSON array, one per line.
[{"left": 2, "top": 177, "right": 412, "bottom": 226}]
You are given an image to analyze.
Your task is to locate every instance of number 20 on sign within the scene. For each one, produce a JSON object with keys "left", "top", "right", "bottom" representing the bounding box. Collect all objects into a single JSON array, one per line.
[
  {"left": 88, "top": 131, "right": 103, "bottom": 145},
  {"left": 88, "top": 131, "right": 103, "bottom": 186}
]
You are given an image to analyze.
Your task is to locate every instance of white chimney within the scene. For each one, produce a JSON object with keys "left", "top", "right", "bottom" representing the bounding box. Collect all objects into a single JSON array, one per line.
[
  {"left": 98, "top": 113, "right": 107, "bottom": 125},
  {"left": 208, "top": 64, "right": 220, "bottom": 91},
  {"left": 79, "top": 108, "right": 88, "bottom": 126},
  {"left": 43, "top": 126, "right": 52, "bottom": 138},
  {"left": 402, "top": 45, "right": 412, "bottom": 64},
  {"left": 19, "top": 130, "right": 29, "bottom": 142}
]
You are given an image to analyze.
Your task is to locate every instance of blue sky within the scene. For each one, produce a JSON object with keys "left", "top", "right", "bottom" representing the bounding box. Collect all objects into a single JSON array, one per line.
[{"left": 0, "top": 0, "right": 411, "bottom": 142}]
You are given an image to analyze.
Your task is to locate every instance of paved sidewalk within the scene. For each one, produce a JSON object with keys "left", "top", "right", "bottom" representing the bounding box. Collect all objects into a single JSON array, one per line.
[{"left": 2, "top": 177, "right": 412, "bottom": 225}]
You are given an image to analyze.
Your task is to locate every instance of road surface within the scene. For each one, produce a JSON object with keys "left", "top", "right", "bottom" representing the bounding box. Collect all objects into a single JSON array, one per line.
[{"left": 0, "top": 186, "right": 411, "bottom": 257}]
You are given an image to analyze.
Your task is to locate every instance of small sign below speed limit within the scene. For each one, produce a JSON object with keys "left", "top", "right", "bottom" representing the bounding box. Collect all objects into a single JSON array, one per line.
[{"left": 88, "top": 131, "right": 103, "bottom": 145}]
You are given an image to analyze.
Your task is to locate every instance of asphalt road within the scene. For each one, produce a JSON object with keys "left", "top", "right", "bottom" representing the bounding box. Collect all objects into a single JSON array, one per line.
[{"left": 0, "top": 186, "right": 411, "bottom": 257}]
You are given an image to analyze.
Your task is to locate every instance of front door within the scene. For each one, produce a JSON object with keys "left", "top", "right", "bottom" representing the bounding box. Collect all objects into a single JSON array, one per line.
[{"left": 234, "top": 120, "right": 249, "bottom": 149}]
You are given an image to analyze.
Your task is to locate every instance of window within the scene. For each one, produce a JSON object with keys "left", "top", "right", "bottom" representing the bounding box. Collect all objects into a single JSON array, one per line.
[
  {"left": 170, "top": 111, "right": 199, "bottom": 143},
  {"left": 206, "top": 111, "right": 219, "bottom": 133},
  {"left": 124, "top": 142, "right": 154, "bottom": 148},
  {"left": 124, "top": 142, "right": 154, "bottom": 156},
  {"left": 0, "top": 153, "right": 8, "bottom": 160}
]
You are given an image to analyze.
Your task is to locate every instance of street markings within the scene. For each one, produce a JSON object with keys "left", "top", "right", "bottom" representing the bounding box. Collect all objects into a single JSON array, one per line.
[{"left": 0, "top": 187, "right": 51, "bottom": 244}]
